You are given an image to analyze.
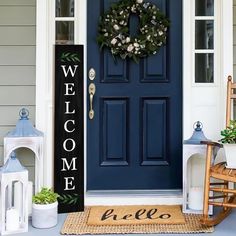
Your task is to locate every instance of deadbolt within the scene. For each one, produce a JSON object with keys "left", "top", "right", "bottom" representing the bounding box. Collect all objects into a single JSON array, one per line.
[{"left": 88, "top": 68, "right": 96, "bottom": 81}]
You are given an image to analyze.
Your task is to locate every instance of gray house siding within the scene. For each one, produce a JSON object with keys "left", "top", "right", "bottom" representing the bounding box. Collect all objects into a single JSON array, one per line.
[{"left": 0, "top": 0, "right": 36, "bottom": 182}]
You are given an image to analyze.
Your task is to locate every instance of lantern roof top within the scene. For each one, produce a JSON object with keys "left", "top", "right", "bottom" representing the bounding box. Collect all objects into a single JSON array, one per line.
[
  {"left": 0, "top": 152, "right": 26, "bottom": 173},
  {"left": 184, "top": 121, "right": 210, "bottom": 145},
  {"left": 6, "top": 108, "right": 43, "bottom": 137}
]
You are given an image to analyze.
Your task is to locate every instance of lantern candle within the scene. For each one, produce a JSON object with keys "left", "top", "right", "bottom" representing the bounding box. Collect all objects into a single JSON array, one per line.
[
  {"left": 14, "top": 182, "right": 22, "bottom": 219},
  {"left": 188, "top": 187, "right": 204, "bottom": 210},
  {"left": 6, "top": 208, "right": 20, "bottom": 231}
]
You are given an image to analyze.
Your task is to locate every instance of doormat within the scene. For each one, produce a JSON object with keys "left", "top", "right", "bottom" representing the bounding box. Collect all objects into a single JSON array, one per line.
[
  {"left": 61, "top": 207, "right": 214, "bottom": 235},
  {"left": 87, "top": 205, "right": 185, "bottom": 226}
]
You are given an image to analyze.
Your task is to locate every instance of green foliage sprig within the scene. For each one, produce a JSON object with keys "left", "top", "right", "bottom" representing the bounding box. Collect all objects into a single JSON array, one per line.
[
  {"left": 97, "top": 0, "right": 170, "bottom": 63},
  {"left": 220, "top": 120, "right": 236, "bottom": 144},
  {"left": 61, "top": 52, "right": 80, "bottom": 63},
  {"left": 58, "top": 193, "right": 80, "bottom": 205},
  {"left": 32, "top": 188, "right": 60, "bottom": 205}
]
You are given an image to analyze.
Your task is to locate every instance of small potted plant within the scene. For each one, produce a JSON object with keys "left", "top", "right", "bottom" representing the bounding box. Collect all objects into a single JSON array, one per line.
[
  {"left": 32, "top": 187, "right": 60, "bottom": 228},
  {"left": 220, "top": 120, "right": 236, "bottom": 168}
]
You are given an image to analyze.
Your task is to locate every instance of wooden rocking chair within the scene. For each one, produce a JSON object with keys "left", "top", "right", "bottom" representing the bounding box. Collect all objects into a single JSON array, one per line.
[{"left": 200, "top": 75, "right": 236, "bottom": 226}]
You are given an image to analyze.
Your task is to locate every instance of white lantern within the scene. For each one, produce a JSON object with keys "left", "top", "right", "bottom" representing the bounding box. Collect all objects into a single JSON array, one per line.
[
  {"left": 4, "top": 108, "right": 44, "bottom": 193},
  {"left": 182, "top": 121, "right": 213, "bottom": 214},
  {"left": 0, "top": 152, "right": 28, "bottom": 235}
]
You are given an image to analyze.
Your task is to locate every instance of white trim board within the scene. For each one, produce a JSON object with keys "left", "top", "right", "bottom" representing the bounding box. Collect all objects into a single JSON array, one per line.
[
  {"left": 36, "top": 0, "right": 233, "bottom": 202},
  {"left": 85, "top": 191, "right": 183, "bottom": 206}
]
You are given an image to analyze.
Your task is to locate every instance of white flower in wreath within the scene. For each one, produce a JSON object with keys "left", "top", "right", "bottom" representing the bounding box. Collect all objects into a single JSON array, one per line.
[
  {"left": 111, "top": 38, "right": 117, "bottom": 45},
  {"left": 143, "top": 3, "right": 149, "bottom": 9},
  {"left": 151, "top": 20, "right": 157, "bottom": 25},
  {"left": 131, "top": 6, "right": 136, "bottom": 13},
  {"left": 113, "top": 24, "right": 120, "bottom": 30},
  {"left": 127, "top": 44, "right": 134, "bottom": 52},
  {"left": 136, "top": 0, "right": 143, "bottom": 3},
  {"left": 147, "top": 35, "right": 151, "bottom": 40},
  {"left": 120, "top": 21, "right": 124, "bottom": 25},
  {"left": 134, "top": 42, "right": 139, "bottom": 48},
  {"left": 104, "top": 33, "right": 108, "bottom": 37},
  {"left": 159, "top": 31, "right": 164, "bottom": 36},
  {"left": 126, "top": 37, "right": 131, "bottom": 43}
]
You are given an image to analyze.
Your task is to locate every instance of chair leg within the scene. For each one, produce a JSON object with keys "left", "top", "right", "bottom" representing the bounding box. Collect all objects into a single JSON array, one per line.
[
  {"left": 223, "top": 180, "right": 228, "bottom": 211},
  {"left": 200, "top": 145, "right": 212, "bottom": 224}
]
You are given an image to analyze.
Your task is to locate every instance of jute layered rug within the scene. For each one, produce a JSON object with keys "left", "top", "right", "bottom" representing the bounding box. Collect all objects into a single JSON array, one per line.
[{"left": 61, "top": 206, "right": 214, "bottom": 234}]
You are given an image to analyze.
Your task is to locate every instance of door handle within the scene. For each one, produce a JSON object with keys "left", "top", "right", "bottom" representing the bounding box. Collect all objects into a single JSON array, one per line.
[{"left": 88, "top": 83, "right": 96, "bottom": 120}]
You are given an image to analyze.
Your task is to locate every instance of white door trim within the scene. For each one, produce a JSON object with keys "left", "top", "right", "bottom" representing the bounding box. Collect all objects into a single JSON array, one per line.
[{"left": 36, "top": 0, "right": 233, "bottom": 204}]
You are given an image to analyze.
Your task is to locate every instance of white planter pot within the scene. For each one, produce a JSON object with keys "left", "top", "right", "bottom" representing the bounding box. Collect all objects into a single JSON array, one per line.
[
  {"left": 32, "top": 201, "right": 58, "bottom": 228},
  {"left": 223, "top": 144, "right": 236, "bottom": 169}
]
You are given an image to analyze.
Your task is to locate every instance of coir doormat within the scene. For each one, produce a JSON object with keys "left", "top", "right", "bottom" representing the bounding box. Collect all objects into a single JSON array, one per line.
[
  {"left": 87, "top": 205, "right": 185, "bottom": 226},
  {"left": 61, "top": 206, "right": 214, "bottom": 235}
]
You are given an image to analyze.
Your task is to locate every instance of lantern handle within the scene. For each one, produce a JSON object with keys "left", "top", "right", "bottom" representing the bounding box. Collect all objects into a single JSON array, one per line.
[
  {"left": 193, "top": 121, "right": 203, "bottom": 131},
  {"left": 19, "top": 108, "right": 29, "bottom": 120}
]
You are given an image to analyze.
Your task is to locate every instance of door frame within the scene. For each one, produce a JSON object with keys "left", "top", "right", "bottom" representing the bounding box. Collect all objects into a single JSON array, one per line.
[{"left": 36, "top": 0, "right": 233, "bottom": 205}]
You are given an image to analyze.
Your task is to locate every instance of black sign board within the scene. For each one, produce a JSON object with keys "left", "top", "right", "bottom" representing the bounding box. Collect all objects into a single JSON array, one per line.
[{"left": 54, "top": 45, "right": 84, "bottom": 213}]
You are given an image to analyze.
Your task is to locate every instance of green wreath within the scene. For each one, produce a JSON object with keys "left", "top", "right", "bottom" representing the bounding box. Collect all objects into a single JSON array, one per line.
[{"left": 97, "top": 0, "right": 170, "bottom": 63}]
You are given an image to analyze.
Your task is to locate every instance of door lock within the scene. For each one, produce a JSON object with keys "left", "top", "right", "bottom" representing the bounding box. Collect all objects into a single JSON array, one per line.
[{"left": 88, "top": 68, "right": 96, "bottom": 81}]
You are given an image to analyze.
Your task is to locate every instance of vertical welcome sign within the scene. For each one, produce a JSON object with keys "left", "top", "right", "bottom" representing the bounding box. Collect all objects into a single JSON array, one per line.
[{"left": 54, "top": 45, "right": 84, "bottom": 213}]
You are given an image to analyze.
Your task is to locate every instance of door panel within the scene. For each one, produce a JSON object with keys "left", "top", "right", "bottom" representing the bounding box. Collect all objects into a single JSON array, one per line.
[
  {"left": 87, "top": 0, "right": 182, "bottom": 190},
  {"left": 101, "top": 98, "right": 129, "bottom": 166}
]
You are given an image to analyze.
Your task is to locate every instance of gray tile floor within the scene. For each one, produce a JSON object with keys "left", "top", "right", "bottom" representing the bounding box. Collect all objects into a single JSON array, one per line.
[{"left": 7, "top": 209, "right": 236, "bottom": 236}]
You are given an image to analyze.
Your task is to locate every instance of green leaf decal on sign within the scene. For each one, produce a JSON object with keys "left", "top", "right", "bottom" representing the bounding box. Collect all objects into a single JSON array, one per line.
[
  {"left": 58, "top": 193, "right": 80, "bottom": 205},
  {"left": 61, "top": 52, "right": 80, "bottom": 63}
]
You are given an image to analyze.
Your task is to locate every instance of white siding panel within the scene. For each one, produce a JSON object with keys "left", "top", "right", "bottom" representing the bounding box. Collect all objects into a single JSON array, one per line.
[
  {"left": 0, "top": 86, "right": 35, "bottom": 105},
  {"left": 0, "top": 66, "right": 35, "bottom": 85},
  {"left": 0, "top": 6, "right": 35, "bottom": 25},
  {"left": 0, "top": 46, "right": 35, "bottom": 65},
  {"left": 0, "top": 26, "right": 35, "bottom": 45},
  {"left": 234, "top": 26, "right": 236, "bottom": 45},
  {"left": 0, "top": 0, "right": 36, "bottom": 182},
  {"left": 0, "top": 146, "right": 3, "bottom": 165},
  {"left": 0, "top": 0, "right": 36, "bottom": 6},
  {"left": 0, "top": 106, "right": 35, "bottom": 125},
  {"left": 0, "top": 126, "right": 12, "bottom": 146}
]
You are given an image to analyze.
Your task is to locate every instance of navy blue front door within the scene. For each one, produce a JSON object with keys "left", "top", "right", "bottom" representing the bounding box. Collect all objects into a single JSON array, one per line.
[{"left": 87, "top": 0, "right": 182, "bottom": 190}]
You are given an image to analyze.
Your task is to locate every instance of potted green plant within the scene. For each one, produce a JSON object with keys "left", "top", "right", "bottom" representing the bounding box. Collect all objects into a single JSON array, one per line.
[
  {"left": 220, "top": 120, "right": 236, "bottom": 168},
  {"left": 32, "top": 187, "right": 60, "bottom": 228}
]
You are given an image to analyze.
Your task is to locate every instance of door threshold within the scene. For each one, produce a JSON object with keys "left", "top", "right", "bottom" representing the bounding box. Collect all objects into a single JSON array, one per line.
[{"left": 85, "top": 190, "right": 183, "bottom": 206}]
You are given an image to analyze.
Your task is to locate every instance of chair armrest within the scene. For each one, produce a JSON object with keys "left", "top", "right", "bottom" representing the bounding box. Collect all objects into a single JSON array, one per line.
[{"left": 200, "top": 141, "right": 223, "bottom": 148}]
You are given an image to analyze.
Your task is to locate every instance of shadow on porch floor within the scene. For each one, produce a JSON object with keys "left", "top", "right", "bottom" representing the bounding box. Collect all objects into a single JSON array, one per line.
[{"left": 20, "top": 209, "right": 236, "bottom": 236}]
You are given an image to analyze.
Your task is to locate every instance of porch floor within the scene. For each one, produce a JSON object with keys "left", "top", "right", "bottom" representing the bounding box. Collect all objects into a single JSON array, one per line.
[{"left": 19, "top": 209, "right": 236, "bottom": 236}]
